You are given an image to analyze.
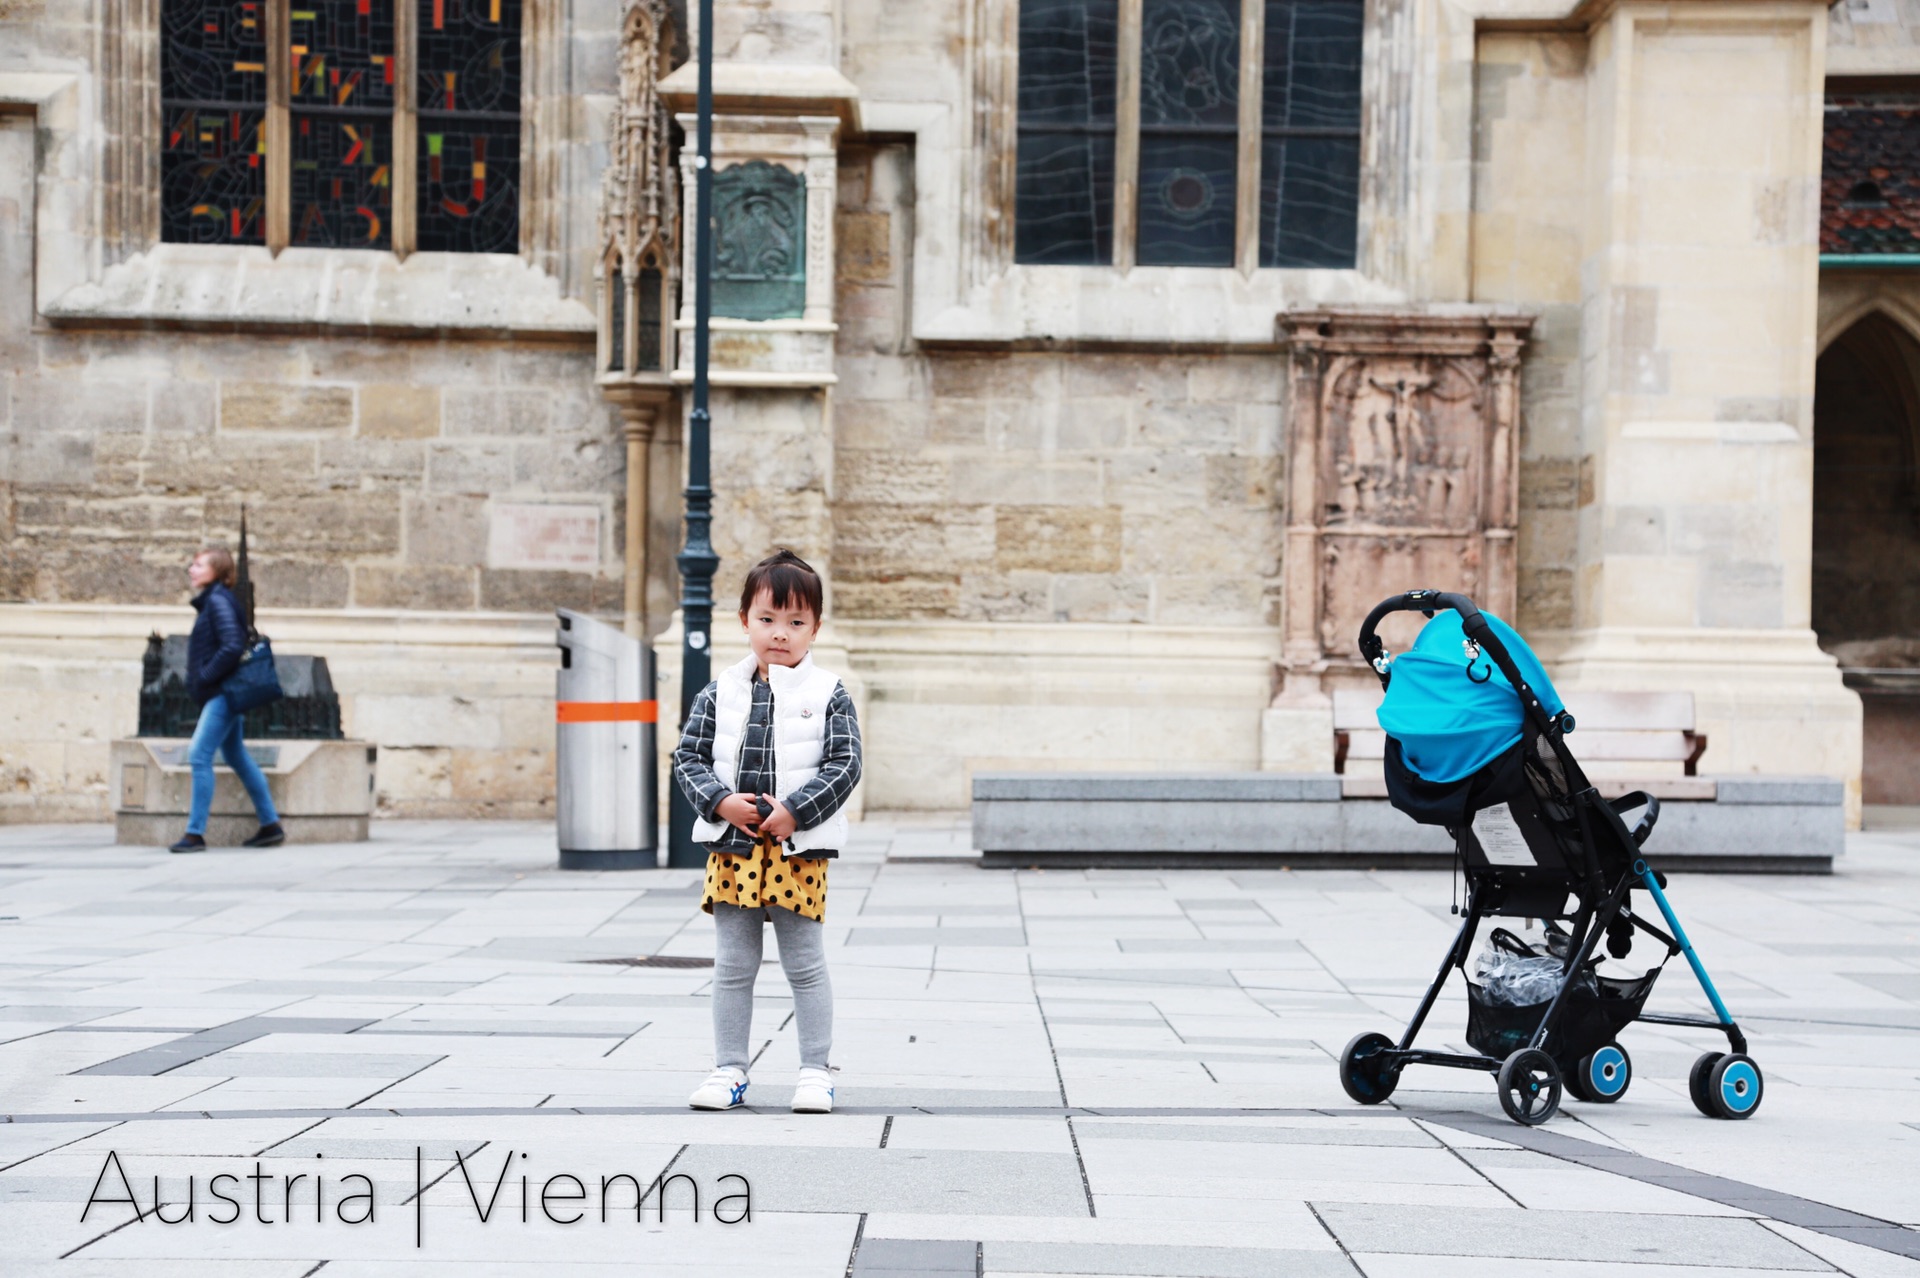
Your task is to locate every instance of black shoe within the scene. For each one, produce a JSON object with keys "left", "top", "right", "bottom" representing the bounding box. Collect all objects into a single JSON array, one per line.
[
  {"left": 242, "top": 822, "right": 286, "bottom": 849},
  {"left": 169, "top": 834, "right": 207, "bottom": 854}
]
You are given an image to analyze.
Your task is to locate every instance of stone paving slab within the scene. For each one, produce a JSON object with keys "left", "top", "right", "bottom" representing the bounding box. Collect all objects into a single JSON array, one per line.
[{"left": 1, "top": 817, "right": 1919, "bottom": 1275}]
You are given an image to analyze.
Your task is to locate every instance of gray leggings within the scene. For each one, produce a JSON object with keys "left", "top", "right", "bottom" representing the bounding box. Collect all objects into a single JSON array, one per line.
[{"left": 712, "top": 902, "right": 832, "bottom": 1072}]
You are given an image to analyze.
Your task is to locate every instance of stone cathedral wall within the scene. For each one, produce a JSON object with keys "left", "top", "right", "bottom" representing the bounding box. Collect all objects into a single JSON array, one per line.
[
  {"left": 5, "top": 0, "right": 1894, "bottom": 822},
  {"left": 0, "top": 323, "right": 630, "bottom": 822}
]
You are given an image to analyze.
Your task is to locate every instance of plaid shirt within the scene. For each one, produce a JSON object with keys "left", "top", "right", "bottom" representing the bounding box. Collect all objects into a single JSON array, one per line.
[{"left": 673, "top": 674, "right": 862, "bottom": 856}]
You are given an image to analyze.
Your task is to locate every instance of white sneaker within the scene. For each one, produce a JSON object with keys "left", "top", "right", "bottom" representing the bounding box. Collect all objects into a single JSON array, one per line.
[
  {"left": 792, "top": 1067, "right": 834, "bottom": 1114},
  {"left": 689, "top": 1067, "right": 749, "bottom": 1110}
]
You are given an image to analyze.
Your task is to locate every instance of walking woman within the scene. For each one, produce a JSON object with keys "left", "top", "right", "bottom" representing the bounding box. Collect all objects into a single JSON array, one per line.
[{"left": 171, "top": 546, "right": 284, "bottom": 853}]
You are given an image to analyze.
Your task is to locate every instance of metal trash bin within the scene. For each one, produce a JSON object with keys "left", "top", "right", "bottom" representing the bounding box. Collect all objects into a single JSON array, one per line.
[{"left": 555, "top": 609, "right": 657, "bottom": 869}]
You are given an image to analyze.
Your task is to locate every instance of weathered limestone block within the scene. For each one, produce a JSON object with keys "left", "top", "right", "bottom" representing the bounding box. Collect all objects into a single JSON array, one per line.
[
  {"left": 444, "top": 387, "right": 559, "bottom": 437},
  {"left": 836, "top": 211, "right": 892, "bottom": 283},
  {"left": 220, "top": 383, "right": 355, "bottom": 434},
  {"left": 12, "top": 376, "right": 146, "bottom": 435},
  {"left": 835, "top": 450, "right": 950, "bottom": 505},
  {"left": 405, "top": 494, "right": 490, "bottom": 567},
  {"left": 253, "top": 493, "right": 403, "bottom": 557},
  {"left": 451, "top": 746, "right": 554, "bottom": 811},
  {"left": 952, "top": 458, "right": 1102, "bottom": 507},
  {"left": 248, "top": 560, "right": 351, "bottom": 608},
  {"left": 318, "top": 439, "right": 427, "bottom": 487},
  {"left": 352, "top": 566, "right": 478, "bottom": 611},
  {"left": 377, "top": 746, "right": 454, "bottom": 809},
  {"left": 479, "top": 569, "right": 607, "bottom": 614},
  {"left": 427, "top": 441, "right": 515, "bottom": 493},
  {"left": 141, "top": 435, "right": 320, "bottom": 494},
  {"left": 995, "top": 506, "right": 1123, "bottom": 574},
  {"left": 358, "top": 385, "right": 442, "bottom": 438}
]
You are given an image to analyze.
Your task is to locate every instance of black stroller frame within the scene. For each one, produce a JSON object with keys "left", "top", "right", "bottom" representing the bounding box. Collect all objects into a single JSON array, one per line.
[{"left": 1337, "top": 590, "right": 1764, "bottom": 1126}]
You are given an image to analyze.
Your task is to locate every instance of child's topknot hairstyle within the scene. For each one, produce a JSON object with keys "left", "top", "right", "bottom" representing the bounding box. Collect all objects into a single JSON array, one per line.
[{"left": 739, "top": 548, "right": 824, "bottom": 620}]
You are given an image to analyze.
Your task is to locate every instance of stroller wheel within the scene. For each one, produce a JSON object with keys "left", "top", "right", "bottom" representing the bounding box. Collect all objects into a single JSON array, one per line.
[
  {"left": 1496, "top": 1048, "right": 1563, "bottom": 1126},
  {"left": 1575, "top": 1043, "right": 1632, "bottom": 1103},
  {"left": 1338, "top": 1031, "right": 1401, "bottom": 1104},
  {"left": 1688, "top": 1052, "right": 1725, "bottom": 1117},
  {"left": 1705, "top": 1054, "right": 1763, "bottom": 1120}
]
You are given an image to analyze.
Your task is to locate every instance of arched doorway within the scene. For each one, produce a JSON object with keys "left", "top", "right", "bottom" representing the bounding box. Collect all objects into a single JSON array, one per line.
[{"left": 1813, "top": 311, "right": 1920, "bottom": 806}]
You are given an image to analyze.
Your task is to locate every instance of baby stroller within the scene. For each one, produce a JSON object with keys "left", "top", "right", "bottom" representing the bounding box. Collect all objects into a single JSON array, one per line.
[{"left": 1335, "top": 590, "right": 1762, "bottom": 1126}]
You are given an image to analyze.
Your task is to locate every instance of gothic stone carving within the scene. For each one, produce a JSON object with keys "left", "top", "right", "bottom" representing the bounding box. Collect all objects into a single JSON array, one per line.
[
  {"left": 597, "top": 0, "right": 679, "bottom": 378},
  {"left": 1279, "top": 308, "right": 1532, "bottom": 677}
]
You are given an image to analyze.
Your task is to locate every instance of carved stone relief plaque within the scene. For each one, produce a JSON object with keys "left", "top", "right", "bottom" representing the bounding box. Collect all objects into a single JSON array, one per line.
[
  {"left": 1278, "top": 309, "right": 1532, "bottom": 684},
  {"left": 713, "top": 159, "right": 807, "bottom": 320}
]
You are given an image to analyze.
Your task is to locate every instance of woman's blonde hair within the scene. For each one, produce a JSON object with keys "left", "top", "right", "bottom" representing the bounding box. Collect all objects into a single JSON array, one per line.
[{"left": 196, "top": 545, "right": 238, "bottom": 588}]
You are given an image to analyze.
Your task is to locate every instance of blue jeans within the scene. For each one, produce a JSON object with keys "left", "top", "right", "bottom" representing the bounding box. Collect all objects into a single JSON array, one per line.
[{"left": 186, "top": 696, "right": 280, "bottom": 836}]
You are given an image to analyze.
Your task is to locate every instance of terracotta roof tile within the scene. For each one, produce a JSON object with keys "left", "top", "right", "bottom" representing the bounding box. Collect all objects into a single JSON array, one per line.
[{"left": 1823, "top": 106, "right": 1920, "bottom": 255}]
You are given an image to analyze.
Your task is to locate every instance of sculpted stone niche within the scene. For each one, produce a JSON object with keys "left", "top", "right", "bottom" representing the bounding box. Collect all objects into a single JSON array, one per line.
[
  {"left": 1264, "top": 308, "right": 1533, "bottom": 768},
  {"left": 596, "top": 0, "right": 681, "bottom": 637},
  {"left": 670, "top": 113, "right": 840, "bottom": 387}
]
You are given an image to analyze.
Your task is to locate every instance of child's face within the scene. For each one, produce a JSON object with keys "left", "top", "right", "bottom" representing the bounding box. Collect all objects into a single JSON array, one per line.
[{"left": 740, "top": 588, "right": 820, "bottom": 672}]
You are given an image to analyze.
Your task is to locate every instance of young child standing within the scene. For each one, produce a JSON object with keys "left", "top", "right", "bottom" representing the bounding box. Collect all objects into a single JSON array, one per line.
[{"left": 673, "top": 549, "right": 862, "bottom": 1114}]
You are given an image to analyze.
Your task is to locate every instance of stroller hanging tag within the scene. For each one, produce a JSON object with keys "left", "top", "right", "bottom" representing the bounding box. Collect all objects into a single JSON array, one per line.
[
  {"left": 1472, "top": 803, "right": 1536, "bottom": 867},
  {"left": 1463, "top": 638, "right": 1493, "bottom": 683}
]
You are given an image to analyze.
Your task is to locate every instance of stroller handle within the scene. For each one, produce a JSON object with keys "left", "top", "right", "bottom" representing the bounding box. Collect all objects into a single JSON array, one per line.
[{"left": 1357, "top": 590, "right": 1571, "bottom": 740}]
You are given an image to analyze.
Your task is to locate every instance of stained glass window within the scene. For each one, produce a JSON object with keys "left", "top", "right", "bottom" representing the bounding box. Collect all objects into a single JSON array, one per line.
[
  {"left": 292, "top": 113, "right": 392, "bottom": 246},
  {"left": 1260, "top": 0, "right": 1361, "bottom": 267},
  {"left": 159, "top": 0, "right": 521, "bottom": 254},
  {"left": 416, "top": 0, "right": 522, "bottom": 252},
  {"left": 607, "top": 267, "right": 629, "bottom": 372},
  {"left": 1015, "top": 0, "right": 1118, "bottom": 265},
  {"left": 289, "top": 0, "right": 395, "bottom": 248},
  {"left": 636, "top": 266, "right": 664, "bottom": 370},
  {"left": 1136, "top": 0, "right": 1240, "bottom": 266},
  {"left": 1012, "top": 0, "right": 1363, "bottom": 270},
  {"left": 162, "top": 0, "right": 269, "bottom": 244}
]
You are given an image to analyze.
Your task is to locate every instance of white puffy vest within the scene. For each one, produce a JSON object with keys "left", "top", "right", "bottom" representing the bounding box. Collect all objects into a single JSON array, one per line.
[{"left": 690, "top": 652, "right": 849, "bottom": 855}]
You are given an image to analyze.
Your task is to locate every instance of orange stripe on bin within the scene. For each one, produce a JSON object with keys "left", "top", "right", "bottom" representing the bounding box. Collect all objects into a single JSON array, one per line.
[{"left": 556, "top": 701, "right": 658, "bottom": 723}]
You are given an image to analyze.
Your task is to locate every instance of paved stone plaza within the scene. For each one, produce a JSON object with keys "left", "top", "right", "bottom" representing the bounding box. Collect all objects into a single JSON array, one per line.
[{"left": 2, "top": 818, "right": 1919, "bottom": 1276}]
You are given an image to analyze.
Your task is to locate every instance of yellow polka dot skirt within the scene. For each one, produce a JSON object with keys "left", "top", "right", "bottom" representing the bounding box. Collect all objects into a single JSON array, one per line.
[{"left": 702, "top": 835, "right": 829, "bottom": 922}]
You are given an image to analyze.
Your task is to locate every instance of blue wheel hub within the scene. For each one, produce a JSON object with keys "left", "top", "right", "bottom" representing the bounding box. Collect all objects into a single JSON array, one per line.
[
  {"left": 1587, "top": 1045, "right": 1628, "bottom": 1098},
  {"left": 1718, "top": 1059, "right": 1760, "bottom": 1113}
]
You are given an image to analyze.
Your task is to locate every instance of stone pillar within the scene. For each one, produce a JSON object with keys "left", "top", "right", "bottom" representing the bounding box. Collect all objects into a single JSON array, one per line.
[
  {"left": 610, "top": 386, "right": 674, "bottom": 638},
  {"left": 1548, "top": 0, "right": 1862, "bottom": 819},
  {"left": 802, "top": 119, "right": 837, "bottom": 325}
]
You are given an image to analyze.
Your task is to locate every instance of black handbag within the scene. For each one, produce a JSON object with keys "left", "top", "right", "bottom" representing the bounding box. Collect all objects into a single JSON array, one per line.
[{"left": 222, "top": 635, "right": 285, "bottom": 714}]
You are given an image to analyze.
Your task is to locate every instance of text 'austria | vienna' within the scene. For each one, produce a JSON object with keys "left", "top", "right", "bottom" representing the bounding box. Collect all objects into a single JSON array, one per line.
[{"left": 82, "top": 1148, "right": 751, "bottom": 1241}]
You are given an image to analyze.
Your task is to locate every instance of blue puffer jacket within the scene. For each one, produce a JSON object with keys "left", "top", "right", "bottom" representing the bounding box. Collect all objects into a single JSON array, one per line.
[{"left": 187, "top": 583, "right": 248, "bottom": 704}]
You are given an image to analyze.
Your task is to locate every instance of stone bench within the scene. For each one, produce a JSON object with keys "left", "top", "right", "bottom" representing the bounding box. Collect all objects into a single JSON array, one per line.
[
  {"left": 972, "top": 771, "right": 1844, "bottom": 873},
  {"left": 1335, "top": 689, "right": 1712, "bottom": 799}
]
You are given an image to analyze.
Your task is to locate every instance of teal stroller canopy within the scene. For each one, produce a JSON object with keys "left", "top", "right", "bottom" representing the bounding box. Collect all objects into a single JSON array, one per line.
[{"left": 1376, "top": 610, "right": 1567, "bottom": 785}]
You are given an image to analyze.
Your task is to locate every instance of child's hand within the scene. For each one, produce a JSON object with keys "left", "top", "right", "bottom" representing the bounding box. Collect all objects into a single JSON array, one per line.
[
  {"left": 715, "top": 793, "right": 761, "bottom": 835},
  {"left": 758, "top": 795, "right": 797, "bottom": 841}
]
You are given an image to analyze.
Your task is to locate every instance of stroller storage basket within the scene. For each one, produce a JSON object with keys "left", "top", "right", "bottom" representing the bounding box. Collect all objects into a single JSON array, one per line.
[{"left": 1466, "top": 968, "right": 1659, "bottom": 1065}]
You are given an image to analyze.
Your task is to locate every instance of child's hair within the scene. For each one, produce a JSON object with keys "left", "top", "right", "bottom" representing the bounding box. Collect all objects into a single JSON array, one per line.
[
  {"left": 739, "top": 548, "right": 824, "bottom": 619},
  {"left": 196, "top": 545, "right": 238, "bottom": 588}
]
